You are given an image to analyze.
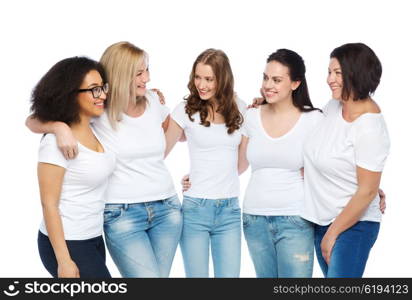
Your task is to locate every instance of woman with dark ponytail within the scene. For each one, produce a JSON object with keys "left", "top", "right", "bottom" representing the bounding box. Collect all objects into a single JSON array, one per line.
[{"left": 238, "top": 49, "right": 323, "bottom": 277}]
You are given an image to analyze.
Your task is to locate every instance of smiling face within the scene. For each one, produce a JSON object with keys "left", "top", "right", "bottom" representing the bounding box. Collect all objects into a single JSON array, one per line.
[
  {"left": 77, "top": 70, "right": 107, "bottom": 118},
  {"left": 327, "top": 58, "right": 344, "bottom": 100},
  {"left": 262, "top": 60, "right": 300, "bottom": 105},
  {"left": 133, "top": 61, "right": 150, "bottom": 97},
  {"left": 194, "top": 62, "right": 217, "bottom": 101}
]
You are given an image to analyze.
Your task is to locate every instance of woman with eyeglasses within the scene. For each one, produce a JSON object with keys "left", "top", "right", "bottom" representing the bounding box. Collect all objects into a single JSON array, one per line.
[
  {"left": 33, "top": 56, "right": 115, "bottom": 278},
  {"left": 27, "top": 42, "right": 183, "bottom": 278}
]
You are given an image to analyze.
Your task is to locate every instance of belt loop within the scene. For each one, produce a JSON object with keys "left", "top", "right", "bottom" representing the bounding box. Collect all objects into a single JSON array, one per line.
[{"left": 124, "top": 203, "right": 129, "bottom": 211}]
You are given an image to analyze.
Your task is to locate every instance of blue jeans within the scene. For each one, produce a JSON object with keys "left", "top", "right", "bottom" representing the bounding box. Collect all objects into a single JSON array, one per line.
[
  {"left": 103, "top": 195, "right": 183, "bottom": 278},
  {"left": 314, "top": 221, "right": 380, "bottom": 278},
  {"left": 180, "top": 196, "right": 241, "bottom": 278},
  {"left": 243, "top": 214, "right": 314, "bottom": 278},
  {"left": 38, "top": 231, "right": 111, "bottom": 278}
]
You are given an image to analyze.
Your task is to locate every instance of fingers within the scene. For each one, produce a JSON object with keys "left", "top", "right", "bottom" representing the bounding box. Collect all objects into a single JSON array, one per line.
[
  {"left": 60, "top": 146, "right": 79, "bottom": 160},
  {"left": 151, "top": 88, "right": 166, "bottom": 105},
  {"left": 321, "top": 247, "right": 330, "bottom": 265},
  {"left": 180, "top": 175, "right": 191, "bottom": 192},
  {"left": 380, "top": 201, "right": 386, "bottom": 214},
  {"left": 378, "top": 188, "right": 386, "bottom": 214},
  {"left": 73, "top": 146, "right": 79, "bottom": 158},
  {"left": 68, "top": 149, "right": 75, "bottom": 160},
  {"left": 247, "top": 98, "right": 259, "bottom": 109},
  {"left": 248, "top": 97, "right": 264, "bottom": 109},
  {"left": 158, "top": 92, "right": 165, "bottom": 105}
]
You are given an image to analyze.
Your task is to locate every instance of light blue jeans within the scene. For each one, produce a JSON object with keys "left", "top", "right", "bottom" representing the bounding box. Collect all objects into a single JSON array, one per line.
[
  {"left": 103, "top": 195, "right": 183, "bottom": 278},
  {"left": 243, "top": 214, "right": 314, "bottom": 278},
  {"left": 180, "top": 196, "right": 241, "bottom": 278}
]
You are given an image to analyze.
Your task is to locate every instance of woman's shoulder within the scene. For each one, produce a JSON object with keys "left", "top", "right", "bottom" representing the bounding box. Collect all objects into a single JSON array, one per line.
[
  {"left": 243, "top": 106, "right": 259, "bottom": 120},
  {"left": 145, "top": 89, "right": 158, "bottom": 102},
  {"left": 145, "top": 90, "right": 164, "bottom": 108},
  {"left": 321, "top": 99, "right": 340, "bottom": 115},
  {"left": 235, "top": 96, "right": 247, "bottom": 115},
  {"left": 40, "top": 133, "right": 58, "bottom": 146},
  {"left": 303, "top": 109, "right": 324, "bottom": 123},
  {"left": 172, "top": 101, "right": 187, "bottom": 112},
  {"left": 353, "top": 112, "right": 386, "bottom": 131}
]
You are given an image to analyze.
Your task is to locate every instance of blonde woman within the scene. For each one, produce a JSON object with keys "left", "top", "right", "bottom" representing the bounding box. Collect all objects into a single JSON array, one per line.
[{"left": 27, "top": 42, "right": 183, "bottom": 278}]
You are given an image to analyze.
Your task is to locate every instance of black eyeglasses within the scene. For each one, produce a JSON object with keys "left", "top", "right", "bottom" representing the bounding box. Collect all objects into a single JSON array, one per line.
[{"left": 78, "top": 83, "right": 109, "bottom": 98}]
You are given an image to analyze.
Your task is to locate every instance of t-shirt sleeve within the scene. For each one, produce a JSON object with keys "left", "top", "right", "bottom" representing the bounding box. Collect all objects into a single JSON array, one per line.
[
  {"left": 38, "top": 134, "right": 68, "bottom": 169},
  {"left": 321, "top": 99, "right": 338, "bottom": 116},
  {"left": 308, "top": 110, "right": 325, "bottom": 130},
  {"left": 240, "top": 108, "right": 254, "bottom": 137},
  {"left": 354, "top": 117, "right": 390, "bottom": 172},
  {"left": 236, "top": 97, "right": 247, "bottom": 116},
  {"left": 148, "top": 90, "right": 170, "bottom": 122},
  {"left": 171, "top": 102, "right": 187, "bottom": 129}
]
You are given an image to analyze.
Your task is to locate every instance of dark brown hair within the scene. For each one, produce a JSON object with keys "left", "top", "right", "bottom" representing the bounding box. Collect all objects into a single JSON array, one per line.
[
  {"left": 265, "top": 49, "right": 320, "bottom": 112},
  {"left": 330, "top": 43, "right": 382, "bottom": 101},
  {"left": 31, "top": 56, "right": 106, "bottom": 125},
  {"left": 184, "top": 49, "right": 243, "bottom": 134}
]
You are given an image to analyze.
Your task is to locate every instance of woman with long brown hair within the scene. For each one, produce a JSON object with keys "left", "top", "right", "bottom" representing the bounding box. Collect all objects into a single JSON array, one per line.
[{"left": 165, "top": 49, "right": 245, "bottom": 277}]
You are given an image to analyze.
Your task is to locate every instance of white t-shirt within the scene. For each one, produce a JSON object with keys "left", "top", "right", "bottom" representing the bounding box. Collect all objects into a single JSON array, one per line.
[
  {"left": 242, "top": 106, "right": 324, "bottom": 216},
  {"left": 301, "top": 99, "right": 390, "bottom": 225},
  {"left": 171, "top": 99, "right": 246, "bottom": 199},
  {"left": 38, "top": 133, "right": 116, "bottom": 240},
  {"left": 92, "top": 90, "right": 176, "bottom": 204}
]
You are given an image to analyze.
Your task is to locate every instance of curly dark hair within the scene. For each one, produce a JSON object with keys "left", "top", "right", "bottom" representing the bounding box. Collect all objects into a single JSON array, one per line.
[
  {"left": 330, "top": 43, "right": 382, "bottom": 101},
  {"left": 30, "top": 56, "right": 106, "bottom": 125},
  {"left": 264, "top": 49, "right": 320, "bottom": 113},
  {"left": 185, "top": 49, "right": 243, "bottom": 134}
]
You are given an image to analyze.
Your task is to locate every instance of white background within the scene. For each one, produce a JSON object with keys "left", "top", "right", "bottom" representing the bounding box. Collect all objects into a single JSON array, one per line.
[{"left": 0, "top": 0, "right": 411, "bottom": 277}]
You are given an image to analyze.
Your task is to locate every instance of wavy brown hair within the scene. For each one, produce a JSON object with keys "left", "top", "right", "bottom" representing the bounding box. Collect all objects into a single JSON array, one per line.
[{"left": 185, "top": 49, "right": 243, "bottom": 134}]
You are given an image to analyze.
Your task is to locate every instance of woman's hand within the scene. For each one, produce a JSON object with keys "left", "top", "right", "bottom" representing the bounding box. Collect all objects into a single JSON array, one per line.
[
  {"left": 58, "top": 259, "right": 80, "bottom": 278},
  {"left": 181, "top": 174, "right": 191, "bottom": 192},
  {"left": 151, "top": 88, "right": 165, "bottom": 105},
  {"left": 54, "top": 123, "right": 78, "bottom": 159},
  {"left": 247, "top": 88, "right": 265, "bottom": 109},
  {"left": 320, "top": 232, "right": 337, "bottom": 265},
  {"left": 378, "top": 188, "right": 386, "bottom": 214},
  {"left": 248, "top": 97, "right": 264, "bottom": 109}
]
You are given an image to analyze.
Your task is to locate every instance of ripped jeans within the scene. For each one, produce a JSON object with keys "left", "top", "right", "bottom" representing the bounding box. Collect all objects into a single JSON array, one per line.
[{"left": 242, "top": 214, "right": 314, "bottom": 278}]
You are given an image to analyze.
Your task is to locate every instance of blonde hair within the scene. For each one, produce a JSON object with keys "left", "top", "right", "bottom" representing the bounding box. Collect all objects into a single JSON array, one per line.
[{"left": 100, "top": 41, "right": 148, "bottom": 129}]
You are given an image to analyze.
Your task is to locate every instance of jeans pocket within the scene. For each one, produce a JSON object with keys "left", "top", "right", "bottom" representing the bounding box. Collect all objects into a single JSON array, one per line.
[
  {"left": 164, "top": 195, "right": 181, "bottom": 210},
  {"left": 104, "top": 207, "right": 123, "bottom": 225},
  {"left": 287, "top": 215, "right": 313, "bottom": 230},
  {"left": 231, "top": 205, "right": 241, "bottom": 214},
  {"left": 242, "top": 213, "right": 251, "bottom": 228},
  {"left": 182, "top": 197, "right": 201, "bottom": 211}
]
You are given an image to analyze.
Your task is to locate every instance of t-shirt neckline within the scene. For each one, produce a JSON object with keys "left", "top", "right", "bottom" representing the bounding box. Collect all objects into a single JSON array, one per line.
[{"left": 258, "top": 106, "right": 303, "bottom": 141}]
